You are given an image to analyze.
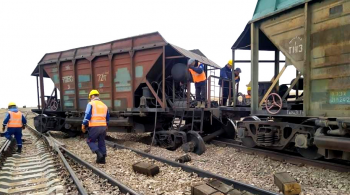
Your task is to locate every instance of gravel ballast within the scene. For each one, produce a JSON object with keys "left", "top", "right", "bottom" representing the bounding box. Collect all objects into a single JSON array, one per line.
[
  {"left": 108, "top": 132, "right": 350, "bottom": 195},
  {"left": 51, "top": 132, "right": 208, "bottom": 195}
]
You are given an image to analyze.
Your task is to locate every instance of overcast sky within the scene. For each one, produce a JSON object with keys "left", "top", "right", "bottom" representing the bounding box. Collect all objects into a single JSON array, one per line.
[{"left": 0, "top": 0, "right": 296, "bottom": 108}]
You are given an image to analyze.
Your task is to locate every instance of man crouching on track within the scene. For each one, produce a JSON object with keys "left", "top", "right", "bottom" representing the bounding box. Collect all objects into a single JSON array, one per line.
[
  {"left": 2, "top": 102, "right": 27, "bottom": 153},
  {"left": 82, "top": 90, "right": 110, "bottom": 164}
]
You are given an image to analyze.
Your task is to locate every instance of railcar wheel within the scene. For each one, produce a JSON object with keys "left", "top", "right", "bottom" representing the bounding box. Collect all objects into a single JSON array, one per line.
[
  {"left": 241, "top": 137, "right": 256, "bottom": 148},
  {"left": 240, "top": 116, "right": 260, "bottom": 148},
  {"left": 182, "top": 131, "right": 206, "bottom": 155},
  {"left": 34, "top": 115, "right": 49, "bottom": 133},
  {"left": 222, "top": 118, "right": 236, "bottom": 139},
  {"left": 297, "top": 146, "right": 323, "bottom": 160}
]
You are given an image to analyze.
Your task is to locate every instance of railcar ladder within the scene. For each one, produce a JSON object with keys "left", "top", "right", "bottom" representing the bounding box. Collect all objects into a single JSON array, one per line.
[
  {"left": 171, "top": 110, "right": 185, "bottom": 130},
  {"left": 191, "top": 108, "right": 204, "bottom": 133}
]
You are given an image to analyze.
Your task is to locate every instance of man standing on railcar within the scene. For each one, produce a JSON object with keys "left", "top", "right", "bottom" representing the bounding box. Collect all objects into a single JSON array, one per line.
[
  {"left": 2, "top": 102, "right": 27, "bottom": 153},
  {"left": 188, "top": 58, "right": 207, "bottom": 108},
  {"left": 82, "top": 90, "right": 110, "bottom": 164},
  {"left": 219, "top": 60, "right": 241, "bottom": 106}
]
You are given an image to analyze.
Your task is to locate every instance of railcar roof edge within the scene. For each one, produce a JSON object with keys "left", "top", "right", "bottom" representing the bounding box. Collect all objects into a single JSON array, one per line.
[
  {"left": 31, "top": 31, "right": 220, "bottom": 77},
  {"left": 251, "top": 0, "right": 314, "bottom": 23}
]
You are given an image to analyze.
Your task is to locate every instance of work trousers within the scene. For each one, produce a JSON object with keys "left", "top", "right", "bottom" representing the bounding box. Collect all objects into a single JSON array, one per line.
[
  {"left": 222, "top": 85, "right": 233, "bottom": 106},
  {"left": 195, "top": 85, "right": 206, "bottom": 101},
  {"left": 5, "top": 128, "right": 22, "bottom": 148},
  {"left": 87, "top": 126, "right": 107, "bottom": 155}
]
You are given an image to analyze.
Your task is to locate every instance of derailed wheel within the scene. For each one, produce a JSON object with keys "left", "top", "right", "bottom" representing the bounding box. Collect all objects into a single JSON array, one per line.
[
  {"left": 34, "top": 115, "right": 49, "bottom": 133},
  {"left": 182, "top": 131, "right": 206, "bottom": 155},
  {"left": 222, "top": 118, "right": 236, "bottom": 139},
  {"left": 297, "top": 146, "right": 323, "bottom": 160}
]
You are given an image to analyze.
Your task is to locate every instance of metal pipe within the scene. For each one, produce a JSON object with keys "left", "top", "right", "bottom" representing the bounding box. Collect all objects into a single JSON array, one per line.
[
  {"left": 162, "top": 46, "right": 166, "bottom": 108},
  {"left": 327, "top": 129, "right": 347, "bottom": 136},
  {"left": 36, "top": 76, "right": 40, "bottom": 109},
  {"left": 314, "top": 136, "right": 350, "bottom": 152},
  {"left": 65, "top": 118, "right": 132, "bottom": 126},
  {"left": 39, "top": 65, "right": 45, "bottom": 109},
  {"left": 315, "top": 119, "right": 339, "bottom": 127},
  {"left": 274, "top": 50, "right": 279, "bottom": 91},
  {"left": 202, "top": 129, "right": 225, "bottom": 142},
  {"left": 232, "top": 49, "right": 236, "bottom": 108}
]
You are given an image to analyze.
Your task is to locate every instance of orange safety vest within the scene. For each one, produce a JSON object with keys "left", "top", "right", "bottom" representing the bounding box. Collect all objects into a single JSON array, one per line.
[
  {"left": 8, "top": 111, "right": 23, "bottom": 128},
  {"left": 88, "top": 100, "right": 108, "bottom": 127},
  {"left": 245, "top": 95, "right": 251, "bottom": 99},
  {"left": 189, "top": 69, "right": 206, "bottom": 83}
]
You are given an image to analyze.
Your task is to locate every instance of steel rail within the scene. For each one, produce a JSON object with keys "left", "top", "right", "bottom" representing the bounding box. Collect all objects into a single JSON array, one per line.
[
  {"left": 27, "top": 125, "right": 140, "bottom": 195},
  {"left": 0, "top": 139, "right": 11, "bottom": 154},
  {"left": 54, "top": 143, "right": 88, "bottom": 195},
  {"left": 211, "top": 139, "right": 350, "bottom": 173},
  {"left": 60, "top": 147, "right": 140, "bottom": 195},
  {"left": 27, "top": 125, "right": 88, "bottom": 195},
  {"left": 0, "top": 139, "right": 13, "bottom": 164},
  {"left": 105, "top": 140, "right": 278, "bottom": 195}
]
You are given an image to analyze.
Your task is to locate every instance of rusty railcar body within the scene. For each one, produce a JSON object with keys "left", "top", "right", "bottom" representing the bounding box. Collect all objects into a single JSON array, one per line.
[
  {"left": 31, "top": 32, "right": 228, "bottom": 154},
  {"left": 229, "top": 0, "right": 350, "bottom": 160}
]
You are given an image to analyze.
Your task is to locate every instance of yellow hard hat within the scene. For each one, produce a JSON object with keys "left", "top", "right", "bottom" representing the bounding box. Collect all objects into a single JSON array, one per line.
[
  {"left": 228, "top": 60, "right": 232, "bottom": 66},
  {"left": 247, "top": 87, "right": 251, "bottom": 90},
  {"left": 8, "top": 102, "right": 16, "bottom": 107},
  {"left": 89, "top": 90, "right": 100, "bottom": 98}
]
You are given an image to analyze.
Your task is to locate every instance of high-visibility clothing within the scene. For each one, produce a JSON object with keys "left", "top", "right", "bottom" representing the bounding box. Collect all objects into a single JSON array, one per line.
[
  {"left": 245, "top": 95, "right": 251, "bottom": 99},
  {"left": 88, "top": 100, "right": 108, "bottom": 127},
  {"left": 189, "top": 69, "right": 206, "bottom": 83},
  {"left": 8, "top": 111, "right": 23, "bottom": 128}
]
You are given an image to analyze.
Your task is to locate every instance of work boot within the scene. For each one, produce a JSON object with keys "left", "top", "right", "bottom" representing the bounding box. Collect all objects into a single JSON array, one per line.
[
  {"left": 100, "top": 154, "right": 106, "bottom": 164},
  {"left": 195, "top": 101, "right": 200, "bottom": 108},
  {"left": 95, "top": 150, "right": 103, "bottom": 163},
  {"left": 200, "top": 101, "right": 206, "bottom": 108},
  {"left": 16, "top": 147, "right": 22, "bottom": 154}
]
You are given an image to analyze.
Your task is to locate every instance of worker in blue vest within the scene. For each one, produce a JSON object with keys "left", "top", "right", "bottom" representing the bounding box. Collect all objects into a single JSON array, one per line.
[
  {"left": 219, "top": 60, "right": 241, "bottom": 106},
  {"left": 82, "top": 90, "right": 110, "bottom": 164},
  {"left": 2, "top": 102, "right": 27, "bottom": 153}
]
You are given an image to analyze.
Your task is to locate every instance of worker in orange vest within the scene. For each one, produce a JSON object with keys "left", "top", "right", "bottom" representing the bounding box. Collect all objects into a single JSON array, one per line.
[
  {"left": 82, "top": 90, "right": 110, "bottom": 164},
  {"left": 188, "top": 58, "right": 207, "bottom": 108},
  {"left": 2, "top": 102, "right": 27, "bottom": 153},
  {"left": 246, "top": 86, "right": 251, "bottom": 99}
]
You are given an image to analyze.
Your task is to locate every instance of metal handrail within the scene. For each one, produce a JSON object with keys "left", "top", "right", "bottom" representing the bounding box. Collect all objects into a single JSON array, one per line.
[{"left": 207, "top": 75, "right": 238, "bottom": 108}]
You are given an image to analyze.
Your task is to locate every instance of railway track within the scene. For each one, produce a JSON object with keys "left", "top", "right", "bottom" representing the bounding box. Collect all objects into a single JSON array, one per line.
[
  {"left": 210, "top": 138, "right": 350, "bottom": 173},
  {"left": 0, "top": 131, "right": 66, "bottom": 194},
  {"left": 0, "top": 125, "right": 139, "bottom": 195},
  {"left": 104, "top": 137, "right": 279, "bottom": 195}
]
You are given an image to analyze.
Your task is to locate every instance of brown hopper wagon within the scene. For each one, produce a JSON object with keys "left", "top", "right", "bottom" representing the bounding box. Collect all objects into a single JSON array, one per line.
[{"left": 32, "top": 0, "right": 350, "bottom": 160}]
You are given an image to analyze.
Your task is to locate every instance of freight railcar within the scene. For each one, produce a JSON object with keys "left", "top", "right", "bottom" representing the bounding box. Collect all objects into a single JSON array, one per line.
[
  {"left": 31, "top": 0, "right": 350, "bottom": 161},
  {"left": 31, "top": 32, "right": 228, "bottom": 154},
  {"left": 228, "top": 0, "right": 350, "bottom": 161}
]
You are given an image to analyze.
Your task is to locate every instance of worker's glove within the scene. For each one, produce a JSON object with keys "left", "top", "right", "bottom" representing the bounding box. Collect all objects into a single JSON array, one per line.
[
  {"left": 22, "top": 125, "right": 26, "bottom": 130},
  {"left": 2, "top": 126, "right": 5, "bottom": 131},
  {"left": 81, "top": 125, "right": 86, "bottom": 133}
]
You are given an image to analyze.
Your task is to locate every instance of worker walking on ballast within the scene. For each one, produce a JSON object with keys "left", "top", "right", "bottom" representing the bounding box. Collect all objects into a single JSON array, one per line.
[
  {"left": 188, "top": 58, "right": 207, "bottom": 108},
  {"left": 2, "top": 102, "right": 27, "bottom": 153},
  {"left": 82, "top": 90, "right": 110, "bottom": 164}
]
